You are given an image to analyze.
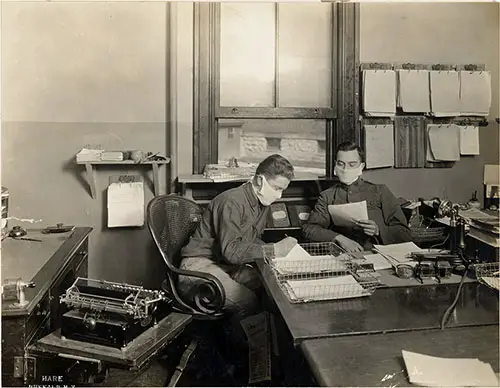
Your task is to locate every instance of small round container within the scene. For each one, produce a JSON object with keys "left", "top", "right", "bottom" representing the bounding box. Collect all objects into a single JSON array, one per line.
[{"left": 1, "top": 187, "right": 9, "bottom": 239}]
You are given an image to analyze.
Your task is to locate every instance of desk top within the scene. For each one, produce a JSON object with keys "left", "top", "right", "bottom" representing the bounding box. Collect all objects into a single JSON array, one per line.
[
  {"left": 258, "top": 260, "right": 499, "bottom": 345},
  {"left": 301, "top": 325, "right": 499, "bottom": 387},
  {"left": 2, "top": 227, "right": 92, "bottom": 316}
]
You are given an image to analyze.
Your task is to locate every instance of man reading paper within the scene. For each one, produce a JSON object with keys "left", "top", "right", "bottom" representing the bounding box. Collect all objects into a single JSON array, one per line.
[{"left": 303, "top": 141, "right": 412, "bottom": 252}]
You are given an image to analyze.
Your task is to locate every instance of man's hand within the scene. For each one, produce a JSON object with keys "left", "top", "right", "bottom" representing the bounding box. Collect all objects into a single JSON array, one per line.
[
  {"left": 274, "top": 236, "right": 298, "bottom": 257},
  {"left": 333, "top": 235, "right": 363, "bottom": 252},
  {"left": 357, "top": 219, "right": 379, "bottom": 236}
]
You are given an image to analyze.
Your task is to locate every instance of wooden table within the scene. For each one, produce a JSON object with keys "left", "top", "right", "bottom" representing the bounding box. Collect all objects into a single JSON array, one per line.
[
  {"left": 2, "top": 228, "right": 92, "bottom": 386},
  {"left": 301, "top": 325, "right": 499, "bottom": 387},
  {"left": 258, "top": 260, "right": 499, "bottom": 345}
]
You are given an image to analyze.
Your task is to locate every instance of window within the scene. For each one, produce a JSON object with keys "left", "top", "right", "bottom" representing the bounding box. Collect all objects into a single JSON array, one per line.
[{"left": 193, "top": 3, "right": 359, "bottom": 176}]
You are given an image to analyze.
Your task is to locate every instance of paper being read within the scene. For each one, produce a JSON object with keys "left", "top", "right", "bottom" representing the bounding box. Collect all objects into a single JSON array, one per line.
[{"left": 328, "top": 201, "right": 368, "bottom": 228}]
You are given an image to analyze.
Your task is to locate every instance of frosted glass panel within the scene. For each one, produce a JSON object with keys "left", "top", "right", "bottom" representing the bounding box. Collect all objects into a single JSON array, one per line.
[
  {"left": 278, "top": 3, "right": 332, "bottom": 108},
  {"left": 220, "top": 3, "right": 275, "bottom": 107},
  {"left": 218, "top": 119, "right": 326, "bottom": 175}
]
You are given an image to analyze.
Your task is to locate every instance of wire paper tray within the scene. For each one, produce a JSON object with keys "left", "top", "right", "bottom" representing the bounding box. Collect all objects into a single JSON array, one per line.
[
  {"left": 473, "top": 262, "right": 500, "bottom": 291},
  {"left": 263, "top": 242, "right": 380, "bottom": 303}
]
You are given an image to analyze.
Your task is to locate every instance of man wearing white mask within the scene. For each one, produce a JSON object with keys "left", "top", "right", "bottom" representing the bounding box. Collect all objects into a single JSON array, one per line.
[
  {"left": 303, "top": 141, "right": 411, "bottom": 252},
  {"left": 179, "top": 154, "right": 295, "bottom": 317}
]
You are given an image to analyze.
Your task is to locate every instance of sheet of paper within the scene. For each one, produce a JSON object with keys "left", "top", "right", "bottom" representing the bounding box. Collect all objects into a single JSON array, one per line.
[
  {"left": 373, "top": 242, "right": 425, "bottom": 264},
  {"left": 240, "top": 312, "right": 271, "bottom": 384},
  {"left": 427, "top": 124, "right": 460, "bottom": 161},
  {"left": 363, "top": 70, "right": 396, "bottom": 116},
  {"left": 328, "top": 201, "right": 368, "bottom": 228},
  {"left": 107, "top": 182, "right": 145, "bottom": 228},
  {"left": 430, "top": 71, "right": 460, "bottom": 117},
  {"left": 459, "top": 71, "right": 491, "bottom": 116},
  {"left": 402, "top": 350, "right": 499, "bottom": 387},
  {"left": 398, "top": 70, "right": 430, "bottom": 113},
  {"left": 285, "top": 275, "right": 367, "bottom": 301},
  {"left": 484, "top": 164, "right": 500, "bottom": 185},
  {"left": 364, "top": 124, "right": 395, "bottom": 169},
  {"left": 459, "top": 125, "right": 480, "bottom": 155},
  {"left": 276, "top": 243, "right": 309, "bottom": 260},
  {"left": 273, "top": 255, "right": 348, "bottom": 275},
  {"left": 363, "top": 253, "right": 393, "bottom": 271}
]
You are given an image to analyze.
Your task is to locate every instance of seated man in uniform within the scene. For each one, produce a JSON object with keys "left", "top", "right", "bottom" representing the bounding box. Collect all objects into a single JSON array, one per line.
[
  {"left": 303, "top": 141, "right": 411, "bottom": 252},
  {"left": 179, "top": 154, "right": 295, "bottom": 319}
]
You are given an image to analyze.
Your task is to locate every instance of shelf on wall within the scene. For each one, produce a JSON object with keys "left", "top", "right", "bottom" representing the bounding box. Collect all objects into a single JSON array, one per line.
[{"left": 76, "top": 159, "right": 171, "bottom": 199}]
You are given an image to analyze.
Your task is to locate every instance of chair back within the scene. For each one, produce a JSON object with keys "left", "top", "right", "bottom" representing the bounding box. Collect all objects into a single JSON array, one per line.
[{"left": 147, "top": 195, "right": 202, "bottom": 269}]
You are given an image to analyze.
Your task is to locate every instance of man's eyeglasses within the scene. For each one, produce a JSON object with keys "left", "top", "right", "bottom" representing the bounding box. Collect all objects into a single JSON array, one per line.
[{"left": 335, "top": 160, "right": 361, "bottom": 169}]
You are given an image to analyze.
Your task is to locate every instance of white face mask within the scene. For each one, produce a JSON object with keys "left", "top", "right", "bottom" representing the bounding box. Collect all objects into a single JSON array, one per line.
[
  {"left": 256, "top": 175, "right": 282, "bottom": 206},
  {"left": 334, "top": 165, "right": 363, "bottom": 185}
]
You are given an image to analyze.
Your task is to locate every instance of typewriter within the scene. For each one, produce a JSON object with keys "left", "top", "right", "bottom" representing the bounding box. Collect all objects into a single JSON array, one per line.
[{"left": 59, "top": 277, "right": 172, "bottom": 349}]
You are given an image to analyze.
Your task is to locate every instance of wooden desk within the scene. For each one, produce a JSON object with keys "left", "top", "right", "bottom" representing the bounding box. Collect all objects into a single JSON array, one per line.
[
  {"left": 258, "top": 260, "right": 499, "bottom": 346},
  {"left": 301, "top": 325, "right": 499, "bottom": 387},
  {"left": 2, "top": 227, "right": 92, "bottom": 386}
]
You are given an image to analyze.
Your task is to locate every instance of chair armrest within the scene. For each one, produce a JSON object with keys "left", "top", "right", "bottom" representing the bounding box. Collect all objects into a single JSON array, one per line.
[{"left": 172, "top": 267, "right": 226, "bottom": 317}]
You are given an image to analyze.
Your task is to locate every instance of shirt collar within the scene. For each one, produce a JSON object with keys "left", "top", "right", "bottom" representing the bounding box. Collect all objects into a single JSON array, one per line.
[
  {"left": 338, "top": 177, "right": 364, "bottom": 191},
  {"left": 243, "top": 181, "right": 260, "bottom": 208}
]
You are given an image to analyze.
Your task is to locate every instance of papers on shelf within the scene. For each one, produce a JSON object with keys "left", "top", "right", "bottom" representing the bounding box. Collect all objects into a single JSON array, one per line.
[
  {"left": 373, "top": 242, "right": 425, "bottom": 267},
  {"left": 398, "top": 70, "right": 430, "bottom": 113},
  {"left": 364, "top": 124, "right": 395, "bottom": 169},
  {"left": 328, "top": 201, "right": 368, "bottom": 228},
  {"left": 285, "top": 275, "right": 367, "bottom": 301},
  {"left": 459, "top": 125, "right": 480, "bottom": 155},
  {"left": 402, "top": 350, "right": 499, "bottom": 387}
]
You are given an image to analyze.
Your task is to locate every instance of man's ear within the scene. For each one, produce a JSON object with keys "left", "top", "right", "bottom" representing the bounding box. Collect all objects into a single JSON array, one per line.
[
  {"left": 360, "top": 162, "right": 366, "bottom": 171},
  {"left": 254, "top": 174, "right": 263, "bottom": 189}
]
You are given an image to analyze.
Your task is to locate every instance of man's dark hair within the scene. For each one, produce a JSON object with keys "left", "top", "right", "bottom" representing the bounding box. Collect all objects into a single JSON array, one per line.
[
  {"left": 336, "top": 141, "right": 365, "bottom": 163},
  {"left": 256, "top": 154, "right": 295, "bottom": 180}
]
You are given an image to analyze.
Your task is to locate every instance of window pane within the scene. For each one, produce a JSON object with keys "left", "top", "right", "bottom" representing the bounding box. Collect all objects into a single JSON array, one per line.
[
  {"left": 218, "top": 119, "right": 326, "bottom": 175},
  {"left": 277, "top": 3, "right": 332, "bottom": 108},
  {"left": 220, "top": 3, "right": 275, "bottom": 107}
]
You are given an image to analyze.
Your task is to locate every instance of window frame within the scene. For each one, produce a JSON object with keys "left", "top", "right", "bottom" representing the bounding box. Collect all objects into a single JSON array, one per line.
[{"left": 193, "top": 2, "right": 359, "bottom": 177}]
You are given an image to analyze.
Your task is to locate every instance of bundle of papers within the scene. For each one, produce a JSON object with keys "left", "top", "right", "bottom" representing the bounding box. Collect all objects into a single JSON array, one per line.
[
  {"left": 285, "top": 275, "right": 367, "bottom": 301},
  {"left": 362, "top": 70, "right": 396, "bottom": 117},
  {"left": 430, "top": 71, "right": 460, "bottom": 117},
  {"left": 426, "top": 124, "right": 460, "bottom": 162},
  {"left": 459, "top": 71, "right": 491, "bottom": 116},
  {"left": 402, "top": 350, "right": 498, "bottom": 387},
  {"left": 272, "top": 243, "right": 349, "bottom": 275},
  {"left": 398, "top": 70, "right": 430, "bottom": 113},
  {"left": 327, "top": 201, "right": 368, "bottom": 228},
  {"left": 373, "top": 242, "right": 426, "bottom": 268}
]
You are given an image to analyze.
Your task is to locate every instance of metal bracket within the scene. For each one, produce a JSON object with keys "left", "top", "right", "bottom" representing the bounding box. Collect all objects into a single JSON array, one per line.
[
  {"left": 57, "top": 353, "right": 102, "bottom": 373},
  {"left": 25, "top": 356, "right": 36, "bottom": 382}
]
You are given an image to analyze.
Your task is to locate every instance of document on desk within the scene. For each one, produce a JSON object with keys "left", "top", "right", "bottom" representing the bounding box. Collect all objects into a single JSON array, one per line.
[
  {"left": 402, "top": 350, "right": 499, "bottom": 387},
  {"left": 362, "top": 253, "right": 393, "bottom": 271},
  {"left": 107, "top": 182, "right": 145, "bottom": 228},
  {"left": 373, "top": 242, "right": 424, "bottom": 265},
  {"left": 285, "top": 275, "right": 366, "bottom": 301},
  {"left": 328, "top": 201, "right": 368, "bottom": 228}
]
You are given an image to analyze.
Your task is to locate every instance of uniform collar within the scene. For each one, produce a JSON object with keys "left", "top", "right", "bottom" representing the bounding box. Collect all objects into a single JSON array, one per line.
[
  {"left": 338, "top": 177, "right": 364, "bottom": 191},
  {"left": 243, "top": 181, "right": 260, "bottom": 208}
]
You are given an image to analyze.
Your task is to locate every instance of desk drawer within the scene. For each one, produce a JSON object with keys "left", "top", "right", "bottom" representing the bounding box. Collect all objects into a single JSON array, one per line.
[{"left": 25, "top": 293, "right": 51, "bottom": 346}]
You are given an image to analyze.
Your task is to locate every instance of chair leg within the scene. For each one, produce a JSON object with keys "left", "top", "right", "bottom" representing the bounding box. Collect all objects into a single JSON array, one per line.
[{"left": 166, "top": 340, "right": 198, "bottom": 387}]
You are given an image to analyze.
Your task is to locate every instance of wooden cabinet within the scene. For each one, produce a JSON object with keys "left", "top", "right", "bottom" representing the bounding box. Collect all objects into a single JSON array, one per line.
[{"left": 2, "top": 228, "right": 92, "bottom": 387}]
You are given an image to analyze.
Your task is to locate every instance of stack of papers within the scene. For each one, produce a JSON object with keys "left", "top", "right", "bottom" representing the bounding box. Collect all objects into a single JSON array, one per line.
[
  {"left": 76, "top": 148, "right": 103, "bottom": 162},
  {"left": 459, "top": 71, "right": 491, "bottom": 116},
  {"left": 327, "top": 201, "right": 368, "bottom": 228},
  {"left": 362, "top": 253, "right": 393, "bottom": 271},
  {"left": 459, "top": 125, "right": 480, "bottom": 155},
  {"left": 364, "top": 124, "right": 394, "bottom": 169},
  {"left": 426, "top": 124, "right": 460, "bottom": 162},
  {"left": 285, "top": 275, "right": 367, "bottom": 301},
  {"left": 363, "top": 70, "right": 396, "bottom": 117},
  {"left": 272, "top": 243, "right": 349, "bottom": 275},
  {"left": 402, "top": 350, "right": 499, "bottom": 387},
  {"left": 373, "top": 242, "right": 425, "bottom": 267},
  {"left": 430, "top": 71, "right": 460, "bottom": 117},
  {"left": 398, "top": 70, "right": 430, "bottom": 113}
]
